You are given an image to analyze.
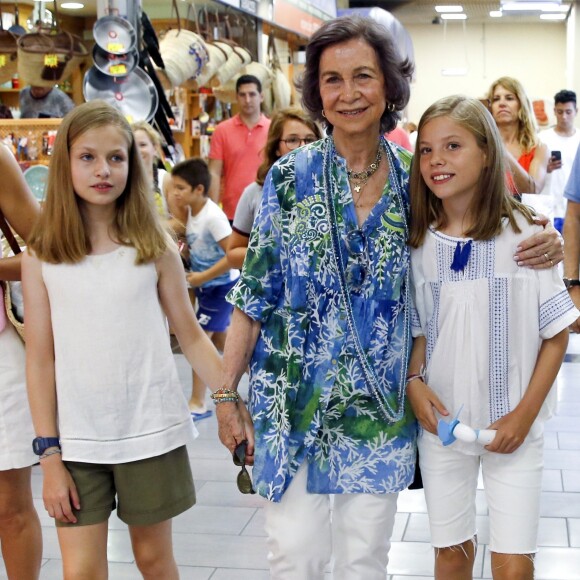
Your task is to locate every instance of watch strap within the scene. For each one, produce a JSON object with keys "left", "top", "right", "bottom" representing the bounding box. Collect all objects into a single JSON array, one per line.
[
  {"left": 564, "top": 278, "right": 580, "bottom": 289},
  {"left": 32, "top": 437, "right": 61, "bottom": 455}
]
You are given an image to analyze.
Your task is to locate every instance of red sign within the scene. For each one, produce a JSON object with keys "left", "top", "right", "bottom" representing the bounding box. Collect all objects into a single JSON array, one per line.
[{"left": 273, "top": 0, "right": 325, "bottom": 37}]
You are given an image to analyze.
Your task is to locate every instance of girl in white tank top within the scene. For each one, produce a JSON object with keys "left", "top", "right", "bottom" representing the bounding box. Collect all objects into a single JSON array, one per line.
[{"left": 22, "top": 101, "right": 229, "bottom": 578}]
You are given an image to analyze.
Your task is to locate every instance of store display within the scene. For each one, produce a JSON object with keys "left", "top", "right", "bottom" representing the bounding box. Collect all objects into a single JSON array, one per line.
[
  {"left": 23, "top": 164, "right": 49, "bottom": 202},
  {"left": 93, "top": 14, "right": 137, "bottom": 55},
  {"left": 83, "top": 66, "right": 158, "bottom": 123},
  {"left": 92, "top": 44, "right": 138, "bottom": 77}
]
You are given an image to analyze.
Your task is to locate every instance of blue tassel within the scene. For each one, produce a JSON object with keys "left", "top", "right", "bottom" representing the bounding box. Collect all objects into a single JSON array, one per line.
[{"left": 450, "top": 240, "right": 472, "bottom": 272}]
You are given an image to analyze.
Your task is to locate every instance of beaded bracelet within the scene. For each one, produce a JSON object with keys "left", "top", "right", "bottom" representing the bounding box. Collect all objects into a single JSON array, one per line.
[
  {"left": 406, "top": 365, "right": 426, "bottom": 385},
  {"left": 39, "top": 448, "right": 62, "bottom": 460},
  {"left": 210, "top": 387, "right": 240, "bottom": 405}
]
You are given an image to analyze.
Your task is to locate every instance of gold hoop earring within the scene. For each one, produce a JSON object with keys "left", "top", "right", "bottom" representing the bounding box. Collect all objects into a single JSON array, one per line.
[{"left": 386, "top": 102, "right": 396, "bottom": 113}]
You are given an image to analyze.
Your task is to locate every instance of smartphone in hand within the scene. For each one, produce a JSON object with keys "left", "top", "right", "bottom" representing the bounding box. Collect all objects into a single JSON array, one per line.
[{"left": 551, "top": 150, "right": 562, "bottom": 161}]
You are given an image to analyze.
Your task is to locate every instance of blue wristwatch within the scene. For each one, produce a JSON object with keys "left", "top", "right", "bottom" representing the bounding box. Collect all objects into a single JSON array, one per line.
[{"left": 32, "top": 437, "right": 60, "bottom": 456}]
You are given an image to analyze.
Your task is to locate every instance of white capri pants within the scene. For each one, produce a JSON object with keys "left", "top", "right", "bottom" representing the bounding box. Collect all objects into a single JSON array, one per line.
[
  {"left": 263, "top": 463, "right": 399, "bottom": 580},
  {"left": 418, "top": 429, "right": 544, "bottom": 554}
]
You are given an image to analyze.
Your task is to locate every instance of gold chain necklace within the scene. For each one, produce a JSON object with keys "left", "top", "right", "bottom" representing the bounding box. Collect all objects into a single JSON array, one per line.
[
  {"left": 348, "top": 145, "right": 382, "bottom": 203},
  {"left": 346, "top": 147, "right": 382, "bottom": 181}
]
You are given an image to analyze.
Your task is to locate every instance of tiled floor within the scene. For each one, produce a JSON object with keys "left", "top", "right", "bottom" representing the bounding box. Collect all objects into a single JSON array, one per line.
[{"left": 4, "top": 335, "right": 580, "bottom": 579}]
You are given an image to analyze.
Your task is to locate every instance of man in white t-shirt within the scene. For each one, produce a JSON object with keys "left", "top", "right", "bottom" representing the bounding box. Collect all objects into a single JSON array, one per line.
[{"left": 540, "top": 90, "right": 580, "bottom": 232}]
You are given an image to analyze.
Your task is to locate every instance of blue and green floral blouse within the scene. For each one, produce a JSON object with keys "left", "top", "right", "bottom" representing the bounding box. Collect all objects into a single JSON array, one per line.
[{"left": 228, "top": 136, "right": 417, "bottom": 502}]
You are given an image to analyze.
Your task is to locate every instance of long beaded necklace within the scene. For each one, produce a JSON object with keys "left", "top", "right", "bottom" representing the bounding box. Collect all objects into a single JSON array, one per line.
[
  {"left": 347, "top": 146, "right": 382, "bottom": 198},
  {"left": 323, "top": 137, "right": 410, "bottom": 424}
]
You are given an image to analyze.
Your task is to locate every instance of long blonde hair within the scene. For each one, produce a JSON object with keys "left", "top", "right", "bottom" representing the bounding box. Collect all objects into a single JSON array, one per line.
[
  {"left": 28, "top": 101, "right": 168, "bottom": 264},
  {"left": 409, "top": 95, "right": 535, "bottom": 248},
  {"left": 487, "top": 76, "right": 539, "bottom": 153}
]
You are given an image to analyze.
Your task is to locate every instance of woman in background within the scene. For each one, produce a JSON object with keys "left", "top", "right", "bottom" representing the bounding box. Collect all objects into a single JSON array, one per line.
[
  {"left": 0, "top": 143, "right": 42, "bottom": 579},
  {"left": 488, "top": 76, "right": 549, "bottom": 196},
  {"left": 132, "top": 121, "right": 172, "bottom": 217},
  {"left": 227, "top": 108, "right": 322, "bottom": 269}
]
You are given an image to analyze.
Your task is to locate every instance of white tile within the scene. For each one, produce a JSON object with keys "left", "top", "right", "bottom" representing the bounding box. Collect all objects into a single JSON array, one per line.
[
  {"left": 562, "top": 470, "right": 580, "bottom": 492},
  {"left": 568, "top": 518, "right": 580, "bottom": 547},
  {"left": 538, "top": 517, "right": 570, "bottom": 547},
  {"left": 172, "top": 505, "right": 258, "bottom": 535},
  {"left": 542, "top": 469, "right": 563, "bottom": 492},
  {"left": 558, "top": 432, "right": 580, "bottom": 450},
  {"left": 540, "top": 492, "right": 580, "bottom": 518},
  {"left": 544, "top": 449, "right": 580, "bottom": 470},
  {"left": 172, "top": 532, "right": 268, "bottom": 569}
]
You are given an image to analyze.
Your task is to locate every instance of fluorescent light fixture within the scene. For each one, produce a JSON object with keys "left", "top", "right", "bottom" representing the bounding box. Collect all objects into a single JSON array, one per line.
[
  {"left": 441, "top": 13, "right": 467, "bottom": 19},
  {"left": 540, "top": 12, "right": 567, "bottom": 18},
  {"left": 61, "top": 2, "right": 84, "bottom": 7},
  {"left": 501, "top": 2, "right": 561, "bottom": 11},
  {"left": 490, "top": 10, "right": 503, "bottom": 16},
  {"left": 441, "top": 67, "right": 468, "bottom": 76},
  {"left": 435, "top": 5, "right": 464, "bottom": 12}
]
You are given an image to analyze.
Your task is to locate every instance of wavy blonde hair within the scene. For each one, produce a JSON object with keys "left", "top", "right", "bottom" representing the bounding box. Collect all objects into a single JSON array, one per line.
[
  {"left": 28, "top": 101, "right": 168, "bottom": 264},
  {"left": 409, "top": 95, "right": 535, "bottom": 248},
  {"left": 487, "top": 76, "right": 539, "bottom": 153}
]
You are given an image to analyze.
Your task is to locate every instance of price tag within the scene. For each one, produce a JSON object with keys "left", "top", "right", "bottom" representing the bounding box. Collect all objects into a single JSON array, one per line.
[
  {"left": 109, "top": 64, "right": 127, "bottom": 75},
  {"left": 0, "top": 55, "right": 6, "bottom": 68},
  {"left": 44, "top": 54, "right": 59, "bottom": 68},
  {"left": 107, "top": 43, "right": 124, "bottom": 53}
]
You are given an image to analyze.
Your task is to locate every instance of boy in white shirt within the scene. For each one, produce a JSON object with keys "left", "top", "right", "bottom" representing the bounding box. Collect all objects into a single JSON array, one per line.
[{"left": 170, "top": 159, "right": 238, "bottom": 420}]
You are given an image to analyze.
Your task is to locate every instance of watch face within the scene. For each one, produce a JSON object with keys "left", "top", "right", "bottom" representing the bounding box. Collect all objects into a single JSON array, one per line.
[{"left": 32, "top": 437, "right": 60, "bottom": 455}]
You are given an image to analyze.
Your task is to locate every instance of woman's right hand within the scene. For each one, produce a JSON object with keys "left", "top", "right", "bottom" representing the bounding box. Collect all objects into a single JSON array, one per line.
[
  {"left": 41, "top": 456, "right": 80, "bottom": 524},
  {"left": 406, "top": 380, "right": 448, "bottom": 435},
  {"left": 216, "top": 399, "right": 255, "bottom": 464}
]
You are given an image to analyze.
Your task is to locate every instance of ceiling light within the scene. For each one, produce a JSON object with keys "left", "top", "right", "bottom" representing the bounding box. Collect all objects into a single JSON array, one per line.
[
  {"left": 540, "top": 12, "right": 567, "bottom": 18},
  {"left": 435, "top": 5, "right": 464, "bottom": 12},
  {"left": 61, "top": 2, "right": 84, "bottom": 7},
  {"left": 490, "top": 10, "right": 503, "bottom": 16},
  {"left": 501, "top": 2, "right": 561, "bottom": 10},
  {"left": 441, "top": 13, "right": 467, "bottom": 19}
]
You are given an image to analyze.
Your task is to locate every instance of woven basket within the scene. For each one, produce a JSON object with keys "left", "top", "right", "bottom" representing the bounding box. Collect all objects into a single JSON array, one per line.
[
  {"left": 0, "top": 29, "right": 18, "bottom": 85},
  {"left": 17, "top": 30, "right": 88, "bottom": 88},
  {"left": 156, "top": 28, "right": 208, "bottom": 88},
  {"left": 193, "top": 41, "right": 229, "bottom": 89},
  {"left": 213, "top": 62, "right": 273, "bottom": 104},
  {"left": 2, "top": 281, "right": 23, "bottom": 341},
  {"left": 211, "top": 44, "right": 252, "bottom": 87}
]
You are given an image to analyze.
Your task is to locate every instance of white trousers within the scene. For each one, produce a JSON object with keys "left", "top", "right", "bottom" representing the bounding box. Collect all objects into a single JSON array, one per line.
[{"left": 263, "top": 463, "right": 399, "bottom": 580}]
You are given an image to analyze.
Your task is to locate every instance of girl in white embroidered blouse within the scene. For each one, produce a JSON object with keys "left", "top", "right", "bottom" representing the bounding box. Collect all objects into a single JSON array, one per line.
[{"left": 407, "top": 95, "right": 579, "bottom": 580}]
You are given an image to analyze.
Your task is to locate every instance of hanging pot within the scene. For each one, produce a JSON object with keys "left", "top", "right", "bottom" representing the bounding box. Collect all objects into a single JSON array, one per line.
[
  {"left": 92, "top": 43, "right": 138, "bottom": 77},
  {"left": 83, "top": 66, "right": 158, "bottom": 122},
  {"left": 93, "top": 15, "right": 137, "bottom": 55}
]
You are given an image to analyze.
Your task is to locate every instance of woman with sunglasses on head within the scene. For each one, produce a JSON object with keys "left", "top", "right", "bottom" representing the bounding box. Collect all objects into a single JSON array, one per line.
[
  {"left": 488, "top": 76, "right": 550, "bottom": 197},
  {"left": 214, "top": 16, "right": 564, "bottom": 580},
  {"left": 226, "top": 108, "right": 322, "bottom": 269}
]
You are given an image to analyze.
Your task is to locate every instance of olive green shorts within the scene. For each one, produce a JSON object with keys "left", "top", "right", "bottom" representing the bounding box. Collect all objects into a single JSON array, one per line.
[{"left": 56, "top": 445, "right": 195, "bottom": 527}]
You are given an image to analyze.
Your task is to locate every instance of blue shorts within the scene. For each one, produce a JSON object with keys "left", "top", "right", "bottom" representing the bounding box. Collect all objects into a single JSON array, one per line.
[{"left": 194, "top": 280, "right": 236, "bottom": 332}]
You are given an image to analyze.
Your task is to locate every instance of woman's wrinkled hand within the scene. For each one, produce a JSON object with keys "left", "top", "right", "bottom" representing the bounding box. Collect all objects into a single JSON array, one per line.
[
  {"left": 514, "top": 217, "right": 564, "bottom": 269},
  {"left": 41, "top": 456, "right": 80, "bottom": 524},
  {"left": 216, "top": 399, "right": 255, "bottom": 464}
]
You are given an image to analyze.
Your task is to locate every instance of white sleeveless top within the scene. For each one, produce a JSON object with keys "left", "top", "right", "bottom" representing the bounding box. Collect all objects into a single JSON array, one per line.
[{"left": 42, "top": 246, "right": 197, "bottom": 463}]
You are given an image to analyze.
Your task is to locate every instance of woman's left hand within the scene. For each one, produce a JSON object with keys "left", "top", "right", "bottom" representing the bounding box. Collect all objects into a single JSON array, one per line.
[
  {"left": 513, "top": 216, "right": 563, "bottom": 269},
  {"left": 216, "top": 399, "right": 255, "bottom": 463}
]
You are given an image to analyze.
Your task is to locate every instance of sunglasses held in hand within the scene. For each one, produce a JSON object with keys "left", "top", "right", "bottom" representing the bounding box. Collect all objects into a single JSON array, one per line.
[{"left": 233, "top": 441, "right": 255, "bottom": 495}]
